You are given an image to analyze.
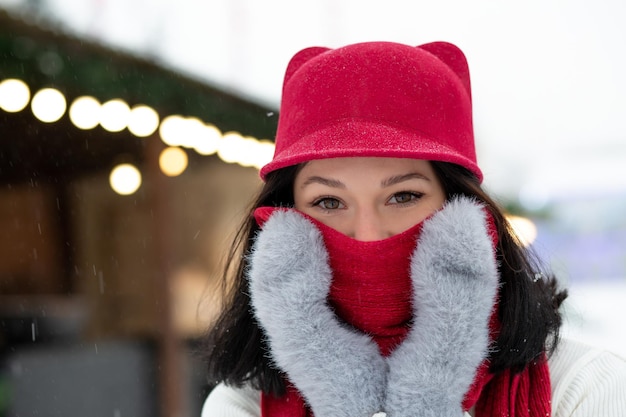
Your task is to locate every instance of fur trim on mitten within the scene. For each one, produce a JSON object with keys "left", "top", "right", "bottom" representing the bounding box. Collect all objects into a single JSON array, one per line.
[
  {"left": 384, "top": 196, "right": 499, "bottom": 417},
  {"left": 248, "top": 210, "right": 387, "bottom": 417}
]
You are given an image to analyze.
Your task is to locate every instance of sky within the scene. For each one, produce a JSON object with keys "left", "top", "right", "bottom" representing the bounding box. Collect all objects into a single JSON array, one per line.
[{"left": 2, "top": 0, "right": 626, "bottom": 201}]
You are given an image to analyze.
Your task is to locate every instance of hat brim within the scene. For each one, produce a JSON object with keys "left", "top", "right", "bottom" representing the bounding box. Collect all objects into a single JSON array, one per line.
[{"left": 260, "top": 119, "right": 482, "bottom": 181}]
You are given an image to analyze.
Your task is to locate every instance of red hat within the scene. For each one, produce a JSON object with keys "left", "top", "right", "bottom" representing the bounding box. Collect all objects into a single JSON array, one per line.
[{"left": 260, "top": 41, "right": 482, "bottom": 182}]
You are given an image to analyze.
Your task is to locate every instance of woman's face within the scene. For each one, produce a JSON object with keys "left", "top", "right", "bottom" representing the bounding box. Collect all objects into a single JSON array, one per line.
[{"left": 294, "top": 157, "right": 446, "bottom": 241}]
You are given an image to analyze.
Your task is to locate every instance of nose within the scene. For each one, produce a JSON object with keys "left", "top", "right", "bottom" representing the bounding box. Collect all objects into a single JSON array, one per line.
[{"left": 350, "top": 209, "right": 388, "bottom": 242}]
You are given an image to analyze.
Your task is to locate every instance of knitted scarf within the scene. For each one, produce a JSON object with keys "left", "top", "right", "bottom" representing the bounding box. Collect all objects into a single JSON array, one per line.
[{"left": 254, "top": 208, "right": 551, "bottom": 417}]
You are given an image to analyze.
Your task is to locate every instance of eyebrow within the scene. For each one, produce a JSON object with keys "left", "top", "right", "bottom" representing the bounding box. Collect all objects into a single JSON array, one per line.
[
  {"left": 381, "top": 172, "right": 431, "bottom": 187},
  {"left": 300, "top": 176, "right": 346, "bottom": 189},
  {"left": 300, "top": 172, "right": 431, "bottom": 189}
]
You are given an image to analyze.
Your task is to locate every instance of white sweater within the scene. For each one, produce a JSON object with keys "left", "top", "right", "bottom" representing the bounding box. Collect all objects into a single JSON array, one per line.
[{"left": 202, "top": 338, "right": 626, "bottom": 417}]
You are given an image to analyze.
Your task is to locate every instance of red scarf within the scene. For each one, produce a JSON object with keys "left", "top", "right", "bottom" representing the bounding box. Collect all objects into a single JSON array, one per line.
[{"left": 255, "top": 208, "right": 551, "bottom": 417}]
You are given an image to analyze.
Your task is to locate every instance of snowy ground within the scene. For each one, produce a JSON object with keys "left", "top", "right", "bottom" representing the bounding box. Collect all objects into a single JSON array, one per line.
[{"left": 560, "top": 281, "right": 626, "bottom": 358}]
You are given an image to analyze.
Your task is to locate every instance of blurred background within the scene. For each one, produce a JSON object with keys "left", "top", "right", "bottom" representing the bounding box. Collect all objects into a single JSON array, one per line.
[{"left": 0, "top": 1, "right": 624, "bottom": 416}]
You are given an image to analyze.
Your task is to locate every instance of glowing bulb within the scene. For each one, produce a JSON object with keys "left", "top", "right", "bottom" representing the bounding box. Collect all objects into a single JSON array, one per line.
[
  {"left": 100, "top": 99, "right": 130, "bottom": 132},
  {"left": 253, "top": 140, "right": 276, "bottom": 169},
  {"left": 0, "top": 78, "right": 30, "bottom": 112},
  {"left": 193, "top": 124, "right": 222, "bottom": 155},
  {"left": 236, "top": 137, "right": 263, "bottom": 167},
  {"left": 179, "top": 117, "right": 206, "bottom": 149},
  {"left": 218, "top": 132, "right": 246, "bottom": 164},
  {"left": 159, "top": 115, "right": 186, "bottom": 146},
  {"left": 128, "top": 105, "right": 159, "bottom": 137},
  {"left": 31, "top": 87, "right": 66, "bottom": 122},
  {"left": 109, "top": 163, "right": 142, "bottom": 195},
  {"left": 159, "top": 147, "right": 188, "bottom": 177},
  {"left": 69, "top": 96, "right": 100, "bottom": 129},
  {"left": 507, "top": 215, "right": 538, "bottom": 247}
]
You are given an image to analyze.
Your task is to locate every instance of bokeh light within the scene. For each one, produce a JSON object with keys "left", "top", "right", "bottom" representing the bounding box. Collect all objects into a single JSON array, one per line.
[
  {"left": 128, "top": 105, "right": 159, "bottom": 137},
  {"left": 193, "top": 123, "right": 222, "bottom": 155},
  {"left": 159, "top": 114, "right": 186, "bottom": 147},
  {"left": 69, "top": 96, "right": 101, "bottom": 130},
  {"left": 159, "top": 146, "right": 188, "bottom": 177},
  {"left": 236, "top": 136, "right": 263, "bottom": 167},
  {"left": 217, "top": 131, "right": 246, "bottom": 164},
  {"left": 506, "top": 215, "right": 538, "bottom": 247},
  {"left": 100, "top": 99, "right": 130, "bottom": 132},
  {"left": 254, "top": 140, "right": 276, "bottom": 169},
  {"left": 109, "top": 163, "right": 142, "bottom": 195},
  {"left": 0, "top": 78, "right": 30, "bottom": 112},
  {"left": 31, "top": 87, "right": 66, "bottom": 123}
]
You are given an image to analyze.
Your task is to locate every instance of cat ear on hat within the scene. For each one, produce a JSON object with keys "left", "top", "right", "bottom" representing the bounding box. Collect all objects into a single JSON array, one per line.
[
  {"left": 282, "top": 46, "right": 330, "bottom": 89},
  {"left": 417, "top": 42, "right": 472, "bottom": 101}
]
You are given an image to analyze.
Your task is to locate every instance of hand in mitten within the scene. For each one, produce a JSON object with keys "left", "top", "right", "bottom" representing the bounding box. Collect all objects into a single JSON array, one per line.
[
  {"left": 384, "top": 196, "right": 499, "bottom": 417},
  {"left": 248, "top": 209, "right": 387, "bottom": 417}
]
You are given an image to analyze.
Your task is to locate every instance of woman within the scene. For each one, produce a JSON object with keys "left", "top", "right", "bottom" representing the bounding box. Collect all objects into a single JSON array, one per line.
[{"left": 202, "top": 41, "right": 626, "bottom": 417}]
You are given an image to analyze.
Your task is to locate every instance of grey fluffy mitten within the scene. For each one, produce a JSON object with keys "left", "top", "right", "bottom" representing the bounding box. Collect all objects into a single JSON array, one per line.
[
  {"left": 384, "top": 197, "right": 499, "bottom": 417},
  {"left": 248, "top": 210, "right": 387, "bottom": 417}
]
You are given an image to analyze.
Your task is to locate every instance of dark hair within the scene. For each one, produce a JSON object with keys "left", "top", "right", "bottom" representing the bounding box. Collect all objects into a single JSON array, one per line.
[{"left": 203, "top": 161, "right": 567, "bottom": 394}]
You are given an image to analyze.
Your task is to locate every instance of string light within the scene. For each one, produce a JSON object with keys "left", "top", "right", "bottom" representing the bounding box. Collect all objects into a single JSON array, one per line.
[
  {"left": 236, "top": 136, "right": 264, "bottom": 167},
  {"left": 253, "top": 140, "right": 276, "bottom": 169},
  {"left": 0, "top": 78, "right": 30, "bottom": 112},
  {"left": 69, "top": 96, "right": 101, "bottom": 130},
  {"left": 128, "top": 105, "right": 159, "bottom": 137},
  {"left": 217, "top": 131, "right": 246, "bottom": 164},
  {"left": 100, "top": 99, "right": 130, "bottom": 132},
  {"left": 31, "top": 87, "right": 66, "bottom": 122},
  {"left": 159, "top": 114, "right": 186, "bottom": 146},
  {"left": 109, "top": 163, "right": 142, "bottom": 195},
  {"left": 159, "top": 146, "right": 188, "bottom": 177},
  {"left": 193, "top": 123, "right": 222, "bottom": 155},
  {"left": 5, "top": 79, "right": 275, "bottom": 175}
]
